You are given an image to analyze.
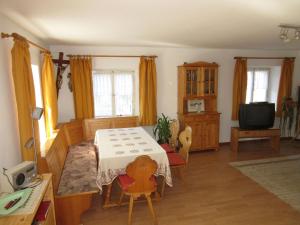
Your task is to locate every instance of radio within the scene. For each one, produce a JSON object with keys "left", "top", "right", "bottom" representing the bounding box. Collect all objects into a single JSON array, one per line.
[{"left": 5, "top": 161, "right": 37, "bottom": 190}]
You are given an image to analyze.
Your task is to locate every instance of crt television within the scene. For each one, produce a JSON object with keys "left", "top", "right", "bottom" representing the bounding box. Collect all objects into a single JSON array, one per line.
[{"left": 239, "top": 102, "right": 275, "bottom": 130}]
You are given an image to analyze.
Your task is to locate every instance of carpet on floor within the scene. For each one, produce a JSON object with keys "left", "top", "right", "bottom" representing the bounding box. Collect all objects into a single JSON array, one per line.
[{"left": 230, "top": 154, "right": 300, "bottom": 211}]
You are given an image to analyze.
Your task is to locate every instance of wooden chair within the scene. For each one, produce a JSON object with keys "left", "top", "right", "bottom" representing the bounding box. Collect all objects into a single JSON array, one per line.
[
  {"left": 160, "top": 126, "right": 192, "bottom": 196},
  {"left": 118, "top": 155, "right": 158, "bottom": 225},
  {"left": 167, "top": 126, "right": 192, "bottom": 179},
  {"left": 160, "top": 119, "right": 180, "bottom": 153}
]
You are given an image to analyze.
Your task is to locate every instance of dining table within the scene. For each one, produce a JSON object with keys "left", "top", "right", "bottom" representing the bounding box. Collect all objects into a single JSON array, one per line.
[{"left": 94, "top": 126, "right": 173, "bottom": 207}]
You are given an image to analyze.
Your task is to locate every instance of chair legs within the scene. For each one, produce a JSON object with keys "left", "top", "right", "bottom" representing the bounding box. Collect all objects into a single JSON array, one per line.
[
  {"left": 145, "top": 194, "right": 158, "bottom": 225},
  {"left": 128, "top": 196, "right": 134, "bottom": 225},
  {"left": 160, "top": 177, "right": 166, "bottom": 197},
  {"left": 119, "top": 191, "right": 124, "bottom": 205},
  {"left": 123, "top": 193, "right": 157, "bottom": 225}
]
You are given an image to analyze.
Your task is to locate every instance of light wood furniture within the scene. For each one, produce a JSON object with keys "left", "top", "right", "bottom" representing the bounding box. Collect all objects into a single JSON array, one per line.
[
  {"left": 118, "top": 155, "right": 158, "bottom": 225},
  {"left": 64, "top": 119, "right": 84, "bottom": 145},
  {"left": 231, "top": 127, "right": 280, "bottom": 153},
  {"left": 178, "top": 61, "right": 220, "bottom": 151},
  {"left": 0, "top": 174, "right": 56, "bottom": 225},
  {"left": 169, "top": 119, "right": 180, "bottom": 149},
  {"left": 83, "top": 116, "right": 139, "bottom": 140},
  {"left": 95, "top": 127, "right": 172, "bottom": 208},
  {"left": 167, "top": 126, "right": 192, "bottom": 180},
  {"left": 44, "top": 123, "right": 98, "bottom": 225}
]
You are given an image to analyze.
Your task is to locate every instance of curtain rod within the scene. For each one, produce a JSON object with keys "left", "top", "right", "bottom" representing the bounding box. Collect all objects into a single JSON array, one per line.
[
  {"left": 66, "top": 54, "right": 157, "bottom": 58},
  {"left": 1, "top": 32, "right": 50, "bottom": 53},
  {"left": 234, "top": 56, "right": 296, "bottom": 60}
]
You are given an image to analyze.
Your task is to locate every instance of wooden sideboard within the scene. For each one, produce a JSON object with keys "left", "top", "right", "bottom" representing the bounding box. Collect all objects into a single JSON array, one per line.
[{"left": 0, "top": 173, "right": 56, "bottom": 225}]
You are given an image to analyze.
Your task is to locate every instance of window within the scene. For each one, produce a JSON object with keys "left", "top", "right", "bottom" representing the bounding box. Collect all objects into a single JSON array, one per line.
[
  {"left": 31, "top": 64, "right": 47, "bottom": 155},
  {"left": 246, "top": 68, "right": 269, "bottom": 103},
  {"left": 93, "top": 70, "right": 134, "bottom": 117},
  {"left": 246, "top": 67, "right": 280, "bottom": 107}
]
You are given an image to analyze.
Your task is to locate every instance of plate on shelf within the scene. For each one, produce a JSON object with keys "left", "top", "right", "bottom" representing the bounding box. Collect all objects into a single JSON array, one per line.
[{"left": 0, "top": 188, "right": 33, "bottom": 216}]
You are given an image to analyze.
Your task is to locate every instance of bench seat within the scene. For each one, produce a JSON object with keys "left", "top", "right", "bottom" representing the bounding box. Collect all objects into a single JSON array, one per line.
[
  {"left": 45, "top": 124, "right": 99, "bottom": 225},
  {"left": 57, "top": 142, "right": 98, "bottom": 196}
]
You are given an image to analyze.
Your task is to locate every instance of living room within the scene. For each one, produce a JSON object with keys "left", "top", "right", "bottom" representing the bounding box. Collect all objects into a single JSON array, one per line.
[{"left": 0, "top": 1, "right": 300, "bottom": 225}]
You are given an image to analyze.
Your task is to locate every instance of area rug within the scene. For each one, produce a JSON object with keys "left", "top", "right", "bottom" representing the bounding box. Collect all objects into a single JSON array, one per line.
[{"left": 230, "top": 154, "right": 300, "bottom": 211}]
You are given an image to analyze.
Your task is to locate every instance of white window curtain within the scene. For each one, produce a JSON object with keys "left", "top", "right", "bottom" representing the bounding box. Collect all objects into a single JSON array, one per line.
[
  {"left": 93, "top": 72, "right": 113, "bottom": 116},
  {"left": 246, "top": 68, "right": 269, "bottom": 103},
  {"left": 115, "top": 71, "right": 134, "bottom": 116},
  {"left": 93, "top": 70, "right": 134, "bottom": 117}
]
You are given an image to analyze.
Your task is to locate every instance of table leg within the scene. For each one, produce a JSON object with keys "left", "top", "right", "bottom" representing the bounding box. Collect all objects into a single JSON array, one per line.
[
  {"left": 231, "top": 128, "right": 239, "bottom": 153},
  {"left": 270, "top": 136, "right": 280, "bottom": 152},
  {"left": 103, "top": 183, "right": 113, "bottom": 208}
]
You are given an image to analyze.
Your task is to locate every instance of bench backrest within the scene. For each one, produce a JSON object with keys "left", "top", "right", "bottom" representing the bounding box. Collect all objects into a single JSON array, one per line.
[
  {"left": 64, "top": 119, "right": 84, "bottom": 146},
  {"left": 83, "top": 116, "right": 139, "bottom": 140},
  {"left": 45, "top": 126, "right": 69, "bottom": 194}
]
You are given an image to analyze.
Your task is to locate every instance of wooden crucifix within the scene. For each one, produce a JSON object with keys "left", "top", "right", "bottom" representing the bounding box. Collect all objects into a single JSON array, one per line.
[{"left": 52, "top": 52, "right": 70, "bottom": 97}]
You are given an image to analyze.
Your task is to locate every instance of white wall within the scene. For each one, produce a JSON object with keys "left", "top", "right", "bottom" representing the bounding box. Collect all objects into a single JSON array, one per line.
[
  {"left": 50, "top": 45, "right": 300, "bottom": 142},
  {"left": 0, "top": 13, "right": 45, "bottom": 191}
]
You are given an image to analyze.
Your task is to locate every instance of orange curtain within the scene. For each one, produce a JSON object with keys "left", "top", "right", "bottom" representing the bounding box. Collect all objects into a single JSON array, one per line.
[
  {"left": 231, "top": 58, "right": 247, "bottom": 120},
  {"left": 11, "top": 33, "right": 36, "bottom": 161},
  {"left": 276, "top": 58, "right": 295, "bottom": 116},
  {"left": 139, "top": 57, "right": 157, "bottom": 125},
  {"left": 41, "top": 53, "right": 58, "bottom": 137},
  {"left": 70, "top": 57, "right": 94, "bottom": 119}
]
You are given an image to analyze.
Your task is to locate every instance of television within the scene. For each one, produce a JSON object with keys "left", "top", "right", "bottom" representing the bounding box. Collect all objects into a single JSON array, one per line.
[{"left": 239, "top": 102, "right": 275, "bottom": 130}]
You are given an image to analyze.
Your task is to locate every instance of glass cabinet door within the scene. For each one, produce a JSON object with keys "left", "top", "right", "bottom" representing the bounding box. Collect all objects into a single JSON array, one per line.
[
  {"left": 204, "top": 68, "right": 210, "bottom": 95},
  {"left": 210, "top": 69, "right": 215, "bottom": 95},
  {"left": 186, "top": 69, "right": 198, "bottom": 96}
]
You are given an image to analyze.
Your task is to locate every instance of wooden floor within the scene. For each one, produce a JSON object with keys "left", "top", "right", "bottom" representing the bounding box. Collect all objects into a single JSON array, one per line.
[{"left": 82, "top": 139, "right": 300, "bottom": 225}]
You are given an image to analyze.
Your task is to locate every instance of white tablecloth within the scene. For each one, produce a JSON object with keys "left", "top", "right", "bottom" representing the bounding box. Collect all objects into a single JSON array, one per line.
[{"left": 95, "top": 127, "right": 173, "bottom": 192}]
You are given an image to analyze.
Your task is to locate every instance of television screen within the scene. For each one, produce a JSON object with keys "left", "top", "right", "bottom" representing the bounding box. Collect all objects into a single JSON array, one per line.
[{"left": 239, "top": 102, "right": 275, "bottom": 130}]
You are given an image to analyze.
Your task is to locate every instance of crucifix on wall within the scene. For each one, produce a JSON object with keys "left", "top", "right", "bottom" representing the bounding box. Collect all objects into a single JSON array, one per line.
[{"left": 52, "top": 52, "right": 71, "bottom": 97}]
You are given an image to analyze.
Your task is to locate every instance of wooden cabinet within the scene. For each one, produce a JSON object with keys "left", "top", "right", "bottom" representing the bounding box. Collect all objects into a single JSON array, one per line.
[
  {"left": 0, "top": 174, "right": 56, "bottom": 225},
  {"left": 178, "top": 61, "right": 220, "bottom": 151}
]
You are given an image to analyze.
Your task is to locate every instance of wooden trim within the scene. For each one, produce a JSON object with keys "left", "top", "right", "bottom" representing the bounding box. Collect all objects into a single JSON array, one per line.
[
  {"left": 67, "top": 54, "right": 157, "bottom": 58},
  {"left": 234, "top": 56, "right": 296, "bottom": 60},
  {"left": 1, "top": 32, "right": 50, "bottom": 53}
]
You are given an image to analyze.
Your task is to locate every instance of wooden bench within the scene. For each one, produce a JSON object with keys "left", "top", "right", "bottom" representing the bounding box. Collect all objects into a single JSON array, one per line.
[
  {"left": 44, "top": 120, "right": 98, "bottom": 225},
  {"left": 83, "top": 116, "right": 139, "bottom": 140},
  {"left": 231, "top": 127, "right": 280, "bottom": 153}
]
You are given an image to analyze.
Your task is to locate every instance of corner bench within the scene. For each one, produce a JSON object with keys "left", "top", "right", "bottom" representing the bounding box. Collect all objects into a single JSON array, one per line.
[{"left": 45, "top": 122, "right": 99, "bottom": 225}]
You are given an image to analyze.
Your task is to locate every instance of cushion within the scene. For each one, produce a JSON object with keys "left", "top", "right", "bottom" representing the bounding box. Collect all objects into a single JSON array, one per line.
[
  {"left": 118, "top": 175, "right": 157, "bottom": 191},
  {"left": 160, "top": 143, "right": 175, "bottom": 153},
  {"left": 57, "top": 142, "right": 98, "bottom": 196},
  {"left": 167, "top": 152, "right": 186, "bottom": 166}
]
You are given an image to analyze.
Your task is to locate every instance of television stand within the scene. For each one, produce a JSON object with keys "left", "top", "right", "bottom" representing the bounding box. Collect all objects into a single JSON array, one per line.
[{"left": 231, "top": 127, "right": 280, "bottom": 153}]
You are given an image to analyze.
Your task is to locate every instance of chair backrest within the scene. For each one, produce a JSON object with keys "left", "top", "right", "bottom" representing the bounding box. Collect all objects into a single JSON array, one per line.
[
  {"left": 178, "top": 126, "right": 192, "bottom": 163},
  {"left": 169, "top": 119, "right": 180, "bottom": 149},
  {"left": 126, "top": 155, "right": 158, "bottom": 193}
]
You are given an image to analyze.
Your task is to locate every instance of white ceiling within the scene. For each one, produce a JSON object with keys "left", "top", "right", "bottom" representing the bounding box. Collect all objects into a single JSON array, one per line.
[{"left": 1, "top": 0, "right": 300, "bottom": 49}]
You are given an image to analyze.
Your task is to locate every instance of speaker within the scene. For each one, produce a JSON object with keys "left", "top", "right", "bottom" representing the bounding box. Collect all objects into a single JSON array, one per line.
[{"left": 5, "top": 161, "right": 37, "bottom": 190}]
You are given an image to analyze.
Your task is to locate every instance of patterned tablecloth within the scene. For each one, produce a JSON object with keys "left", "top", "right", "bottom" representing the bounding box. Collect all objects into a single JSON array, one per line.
[{"left": 95, "top": 127, "right": 173, "bottom": 192}]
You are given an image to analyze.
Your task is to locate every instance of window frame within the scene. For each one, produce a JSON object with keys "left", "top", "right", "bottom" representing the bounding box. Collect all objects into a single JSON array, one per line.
[{"left": 92, "top": 69, "right": 136, "bottom": 117}]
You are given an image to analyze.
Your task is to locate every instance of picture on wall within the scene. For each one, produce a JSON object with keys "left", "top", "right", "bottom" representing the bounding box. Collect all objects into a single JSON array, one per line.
[{"left": 187, "top": 99, "right": 205, "bottom": 113}]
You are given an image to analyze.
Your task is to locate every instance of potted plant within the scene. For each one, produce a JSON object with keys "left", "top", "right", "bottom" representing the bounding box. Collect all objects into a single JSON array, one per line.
[
  {"left": 280, "top": 97, "right": 297, "bottom": 137},
  {"left": 153, "top": 114, "right": 171, "bottom": 144}
]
